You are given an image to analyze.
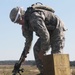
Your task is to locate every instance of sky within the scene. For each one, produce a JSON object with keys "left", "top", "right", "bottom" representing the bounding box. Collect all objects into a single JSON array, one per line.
[{"left": 0, "top": 0, "right": 75, "bottom": 61}]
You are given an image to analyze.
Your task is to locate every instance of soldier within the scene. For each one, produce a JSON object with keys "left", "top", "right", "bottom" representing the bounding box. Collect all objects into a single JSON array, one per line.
[{"left": 9, "top": 3, "right": 66, "bottom": 75}]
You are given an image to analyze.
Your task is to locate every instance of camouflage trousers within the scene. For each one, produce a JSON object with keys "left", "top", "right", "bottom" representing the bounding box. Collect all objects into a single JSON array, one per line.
[{"left": 33, "top": 21, "right": 65, "bottom": 73}]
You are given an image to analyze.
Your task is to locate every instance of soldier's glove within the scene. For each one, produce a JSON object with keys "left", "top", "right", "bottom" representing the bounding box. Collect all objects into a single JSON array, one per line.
[{"left": 12, "top": 63, "right": 24, "bottom": 75}]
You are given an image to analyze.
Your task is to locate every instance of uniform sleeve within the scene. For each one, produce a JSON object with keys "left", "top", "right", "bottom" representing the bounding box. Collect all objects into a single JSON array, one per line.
[
  {"left": 22, "top": 26, "right": 33, "bottom": 52},
  {"left": 29, "top": 11, "right": 50, "bottom": 51}
]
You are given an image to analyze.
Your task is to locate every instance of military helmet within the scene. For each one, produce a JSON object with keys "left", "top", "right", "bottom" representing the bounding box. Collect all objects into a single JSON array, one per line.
[{"left": 9, "top": 7, "right": 25, "bottom": 23}]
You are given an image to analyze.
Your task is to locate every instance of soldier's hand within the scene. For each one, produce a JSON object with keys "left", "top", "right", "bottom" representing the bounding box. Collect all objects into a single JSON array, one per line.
[
  {"left": 12, "top": 62, "right": 24, "bottom": 75},
  {"left": 12, "top": 62, "right": 20, "bottom": 74}
]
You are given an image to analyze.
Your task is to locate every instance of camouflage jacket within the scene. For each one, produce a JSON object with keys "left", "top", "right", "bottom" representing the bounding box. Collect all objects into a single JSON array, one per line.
[{"left": 22, "top": 6, "right": 65, "bottom": 52}]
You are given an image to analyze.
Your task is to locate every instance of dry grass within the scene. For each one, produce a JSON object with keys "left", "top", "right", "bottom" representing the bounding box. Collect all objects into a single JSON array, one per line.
[
  {"left": 0, "top": 65, "right": 39, "bottom": 75},
  {"left": 0, "top": 65, "right": 75, "bottom": 75},
  {"left": 71, "top": 67, "right": 75, "bottom": 75}
]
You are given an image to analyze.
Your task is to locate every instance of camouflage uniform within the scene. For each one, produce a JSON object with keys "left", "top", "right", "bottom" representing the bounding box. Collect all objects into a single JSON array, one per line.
[{"left": 22, "top": 7, "right": 65, "bottom": 73}]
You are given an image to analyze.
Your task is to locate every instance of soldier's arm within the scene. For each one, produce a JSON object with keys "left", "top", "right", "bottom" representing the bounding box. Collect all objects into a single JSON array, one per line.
[
  {"left": 22, "top": 27, "right": 33, "bottom": 58},
  {"left": 12, "top": 28, "right": 33, "bottom": 75},
  {"left": 29, "top": 11, "right": 50, "bottom": 52}
]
